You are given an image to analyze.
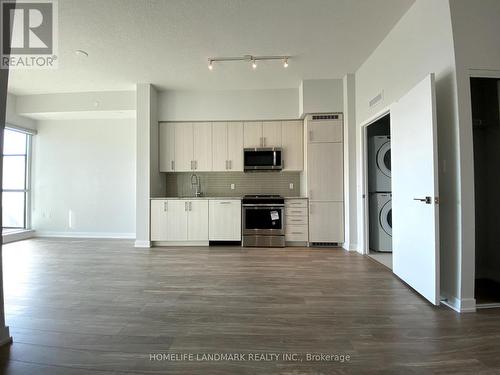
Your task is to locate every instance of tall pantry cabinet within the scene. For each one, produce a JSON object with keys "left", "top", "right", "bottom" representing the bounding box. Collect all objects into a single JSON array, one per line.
[{"left": 304, "top": 114, "right": 344, "bottom": 244}]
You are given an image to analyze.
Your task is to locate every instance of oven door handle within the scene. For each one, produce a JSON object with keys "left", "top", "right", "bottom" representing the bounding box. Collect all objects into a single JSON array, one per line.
[{"left": 242, "top": 205, "right": 285, "bottom": 209}]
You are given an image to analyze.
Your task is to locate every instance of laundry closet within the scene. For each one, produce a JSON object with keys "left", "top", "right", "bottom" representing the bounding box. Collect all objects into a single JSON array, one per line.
[
  {"left": 471, "top": 76, "right": 500, "bottom": 307},
  {"left": 366, "top": 114, "right": 392, "bottom": 269}
]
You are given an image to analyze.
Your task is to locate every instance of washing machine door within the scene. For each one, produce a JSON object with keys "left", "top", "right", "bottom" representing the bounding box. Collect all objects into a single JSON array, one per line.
[
  {"left": 379, "top": 199, "right": 392, "bottom": 237},
  {"left": 376, "top": 141, "right": 391, "bottom": 178}
]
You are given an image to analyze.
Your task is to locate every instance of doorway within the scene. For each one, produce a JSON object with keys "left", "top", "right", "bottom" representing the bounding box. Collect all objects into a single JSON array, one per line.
[
  {"left": 471, "top": 76, "right": 500, "bottom": 308},
  {"left": 365, "top": 114, "right": 392, "bottom": 269}
]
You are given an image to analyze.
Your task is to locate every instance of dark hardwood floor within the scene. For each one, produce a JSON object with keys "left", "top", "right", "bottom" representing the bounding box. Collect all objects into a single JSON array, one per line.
[{"left": 1, "top": 238, "right": 499, "bottom": 374}]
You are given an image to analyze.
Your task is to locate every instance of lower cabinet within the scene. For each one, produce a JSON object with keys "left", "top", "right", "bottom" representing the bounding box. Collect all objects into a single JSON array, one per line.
[
  {"left": 150, "top": 199, "right": 208, "bottom": 243},
  {"left": 308, "top": 201, "right": 344, "bottom": 243},
  {"left": 285, "top": 198, "right": 309, "bottom": 244},
  {"left": 209, "top": 200, "right": 241, "bottom": 241}
]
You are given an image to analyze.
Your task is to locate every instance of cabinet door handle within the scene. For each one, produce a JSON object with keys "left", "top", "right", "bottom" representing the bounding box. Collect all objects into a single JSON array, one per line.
[
  {"left": 195, "top": 160, "right": 198, "bottom": 170},
  {"left": 309, "top": 130, "right": 313, "bottom": 142},
  {"left": 184, "top": 202, "right": 188, "bottom": 211},
  {"left": 189, "top": 202, "right": 192, "bottom": 211},
  {"left": 171, "top": 160, "right": 175, "bottom": 171},
  {"left": 164, "top": 202, "right": 168, "bottom": 212},
  {"left": 263, "top": 137, "right": 266, "bottom": 147},
  {"left": 220, "top": 201, "right": 231, "bottom": 204}
]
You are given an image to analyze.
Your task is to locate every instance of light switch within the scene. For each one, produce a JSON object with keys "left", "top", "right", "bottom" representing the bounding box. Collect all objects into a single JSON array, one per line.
[
  {"left": 230, "top": 183, "right": 235, "bottom": 190},
  {"left": 289, "top": 183, "right": 294, "bottom": 190}
]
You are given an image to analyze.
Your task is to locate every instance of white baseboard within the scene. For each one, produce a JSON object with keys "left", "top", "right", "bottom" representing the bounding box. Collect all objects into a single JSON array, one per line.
[
  {"left": 342, "top": 242, "right": 358, "bottom": 251},
  {"left": 153, "top": 241, "right": 209, "bottom": 247},
  {"left": 441, "top": 295, "right": 476, "bottom": 313},
  {"left": 3, "top": 230, "right": 35, "bottom": 244},
  {"left": 134, "top": 240, "right": 151, "bottom": 248},
  {"left": 35, "top": 231, "right": 136, "bottom": 240}
]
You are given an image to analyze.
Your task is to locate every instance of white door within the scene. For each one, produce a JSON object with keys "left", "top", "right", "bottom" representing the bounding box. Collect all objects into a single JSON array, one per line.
[
  {"left": 151, "top": 200, "right": 168, "bottom": 241},
  {"left": 244, "top": 122, "right": 263, "bottom": 148},
  {"left": 262, "top": 121, "right": 282, "bottom": 147},
  {"left": 166, "top": 200, "right": 188, "bottom": 241},
  {"left": 193, "top": 122, "right": 212, "bottom": 171},
  {"left": 209, "top": 200, "right": 241, "bottom": 240},
  {"left": 309, "top": 202, "right": 344, "bottom": 242},
  {"left": 227, "top": 122, "right": 244, "bottom": 171},
  {"left": 212, "top": 122, "right": 228, "bottom": 171},
  {"left": 159, "top": 123, "right": 176, "bottom": 172},
  {"left": 281, "top": 120, "right": 303, "bottom": 171},
  {"left": 187, "top": 200, "right": 209, "bottom": 241},
  {"left": 391, "top": 74, "right": 440, "bottom": 305},
  {"left": 308, "top": 143, "right": 343, "bottom": 201},
  {"left": 175, "top": 123, "right": 194, "bottom": 171},
  {"left": 308, "top": 117, "right": 343, "bottom": 143}
]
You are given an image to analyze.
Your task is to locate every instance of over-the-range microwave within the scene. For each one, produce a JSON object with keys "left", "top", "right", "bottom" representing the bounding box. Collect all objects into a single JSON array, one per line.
[{"left": 243, "top": 148, "right": 283, "bottom": 172}]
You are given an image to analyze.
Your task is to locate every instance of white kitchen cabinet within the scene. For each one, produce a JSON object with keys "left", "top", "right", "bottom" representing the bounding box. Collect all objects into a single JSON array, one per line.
[
  {"left": 212, "top": 122, "right": 228, "bottom": 171},
  {"left": 285, "top": 198, "right": 309, "bottom": 244},
  {"left": 262, "top": 121, "right": 282, "bottom": 147},
  {"left": 308, "top": 142, "right": 343, "bottom": 201},
  {"left": 227, "top": 122, "right": 244, "bottom": 171},
  {"left": 159, "top": 123, "right": 176, "bottom": 172},
  {"left": 150, "top": 199, "right": 187, "bottom": 241},
  {"left": 308, "top": 116, "right": 342, "bottom": 143},
  {"left": 309, "top": 201, "right": 344, "bottom": 243},
  {"left": 281, "top": 120, "right": 303, "bottom": 171},
  {"left": 209, "top": 200, "right": 241, "bottom": 240},
  {"left": 174, "top": 123, "right": 194, "bottom": 171},
  {"left": 193, "top": 122, "right": 212, "bottom": 171},
  {"left": 187, "top": 200, "right": 209, "bottom": 241},
  {"left": 244, "top": 122, "right": 263, "bottom": 148},
  {"left": 212, "top": 122, "right": 244, "bottom": 171}
]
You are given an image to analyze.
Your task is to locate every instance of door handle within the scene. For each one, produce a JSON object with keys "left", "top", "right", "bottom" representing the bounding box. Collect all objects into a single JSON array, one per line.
[
  {"left": 189, "top": 202, "right": 192, "bottom": 211},
  {"left": 229, "top": 160, "right": 232, "bottom": 170},
  {"left": 309, "top": 130, "right": 313, "bottom": 142},
  {"left": 414, "top": 196, "right": 432, "bottom": 204},
  {"left": 184, "top": 202, "right": 188, "bottom": 211},
  {"left": 164, "top": 201, "right": 167, "bottom": 212},
  {"left": 225, "top": 160, "right": 228, "bottom": 170},
  {"left": 171, "top": 160, "right": 175, "bottom": 171},
  {"left": 263, "top": 137, "right": 266, "bottom": 147},
  {"left": 195, "top": 160, "right": 198, "bottom": 170}
]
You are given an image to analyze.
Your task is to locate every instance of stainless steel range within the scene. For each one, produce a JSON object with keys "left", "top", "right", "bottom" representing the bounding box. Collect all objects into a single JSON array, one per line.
[{"left": 242, "top": 195, "right": 285, "bottom": 247}]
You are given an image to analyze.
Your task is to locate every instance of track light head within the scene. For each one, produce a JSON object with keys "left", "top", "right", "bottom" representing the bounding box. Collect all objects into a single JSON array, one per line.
[
  {"left": 208, "top": 59, "right": 213, "bottom": 70},
  {"left": 251, "top": 59, "right": 257, "bottom": 69},
  {"left": 283, "top": 58, "right": 288, "bottom": 68}
]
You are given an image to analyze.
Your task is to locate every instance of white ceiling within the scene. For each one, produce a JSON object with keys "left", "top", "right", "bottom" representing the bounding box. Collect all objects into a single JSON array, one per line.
[{"left": 8, "top": 0, "right": 414, "bottom": 95}]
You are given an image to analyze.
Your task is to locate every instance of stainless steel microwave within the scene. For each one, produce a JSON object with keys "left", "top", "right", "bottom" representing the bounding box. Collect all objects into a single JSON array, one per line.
[{"left": 243, "top": 148, "right": 283, "bottom": 171}]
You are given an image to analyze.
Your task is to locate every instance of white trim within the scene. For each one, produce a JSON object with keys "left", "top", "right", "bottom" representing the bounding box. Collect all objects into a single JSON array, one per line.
[
  {"left": 134, "top": 240, "right": 151, "bottom": 248},
  {"left": 441, "top": 296, "right": 476, "bottom": 313},
  {"left": 476, "top": 303, "right": 500, "bottom": 310},
  {"left": 2, "top": 229, "right": 35, "bottom": 244},
  {"left": 5, "top": 122, "right": 37, "bottom": 135},
  {"left": 468, "top": 69, "right": 500, "bottom": 79},
  {"left": 35, "top": 231, "right": 136, "bottom": 239},
  {"left": 153, "top": 241, "right": 209, "bottom": 247}
]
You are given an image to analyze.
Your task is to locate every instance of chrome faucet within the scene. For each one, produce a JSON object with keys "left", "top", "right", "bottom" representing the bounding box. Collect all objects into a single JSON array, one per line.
[{"left": 190, "top": 174, "right": 202, "bottom": 197}]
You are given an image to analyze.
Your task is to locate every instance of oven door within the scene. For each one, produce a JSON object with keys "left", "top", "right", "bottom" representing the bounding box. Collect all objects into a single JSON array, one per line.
[
  {"left": 242, "top": 206, "right": 285, "bottom": 235},
  {"left": 244, "top": 149, "right": 282, "bottom": 171}
]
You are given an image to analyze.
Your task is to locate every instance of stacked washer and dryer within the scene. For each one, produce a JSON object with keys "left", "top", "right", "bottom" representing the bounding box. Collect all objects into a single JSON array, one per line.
[{"left": 368, "top": 135, "right": 392, "bottom": 252}]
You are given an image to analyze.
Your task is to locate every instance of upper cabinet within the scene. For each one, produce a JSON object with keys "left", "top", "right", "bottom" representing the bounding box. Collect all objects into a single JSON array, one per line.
[
  {"left": 281, "top": 120, "right": 303, "bottom": 171},
  {"left": 244, "top": 121, "right": 282, "bottom": 148},
  {"left": 307, "top": 114, "right": 343, "bottom": 143},
  {"left": 160, "top": 122, "right": 212, "bottom": 172},
  {"left": 159, "top": 123, "right": 176, "bottom": 172},
  {"left": 160, "top": 120, "right": 303, "bottom": 172},
  {"left": 212, "top": 122, "right": 243, "bottom": 171}
]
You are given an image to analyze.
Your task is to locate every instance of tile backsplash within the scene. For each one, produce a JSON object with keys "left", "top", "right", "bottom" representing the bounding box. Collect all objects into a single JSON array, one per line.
[{"left": 165, "top": 172, "right": 301, "bottom": 197}]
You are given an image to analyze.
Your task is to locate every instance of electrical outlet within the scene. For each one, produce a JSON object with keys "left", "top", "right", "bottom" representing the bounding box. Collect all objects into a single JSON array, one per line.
[
  {"left": 230, "top": 183, "right": 235, "bottom": 190},
  {"left": 289, "top": 183, "right": 294, "bottom": 190}
]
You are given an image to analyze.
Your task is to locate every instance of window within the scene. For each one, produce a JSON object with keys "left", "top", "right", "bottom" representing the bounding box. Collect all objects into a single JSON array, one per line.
[{"left": 2, "top": 128, "right": 32, "bottom": 231}]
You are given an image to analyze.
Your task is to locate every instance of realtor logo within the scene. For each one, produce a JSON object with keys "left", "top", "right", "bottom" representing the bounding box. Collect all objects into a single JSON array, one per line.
[{"left": 1, "top": 0, "right": 58, "bottom": 68}]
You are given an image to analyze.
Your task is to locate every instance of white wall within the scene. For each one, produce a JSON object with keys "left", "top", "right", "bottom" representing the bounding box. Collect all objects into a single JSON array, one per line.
[
  {"left": 6, "top": 93, "right": 37, "bottom": 131},
  {"left": 158, "top": 88, "right": 299, "bottom": 121},
  {"left": 300, "top": 79, "right": 344, "bottom": 116},
  {"left": 448, "top": 0, "right": 500, "bottom": 306},
  {"left": 32, "top": 118, "right": 136, "bottom": 238},
  {"left": 355, "top": 0, "right": 468, "bottom": 310}
]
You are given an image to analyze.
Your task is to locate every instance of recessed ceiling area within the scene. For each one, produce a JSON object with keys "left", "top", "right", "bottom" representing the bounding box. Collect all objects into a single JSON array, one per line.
[{"left": 7, "top": 0, "right": 414, "bottom": 95}]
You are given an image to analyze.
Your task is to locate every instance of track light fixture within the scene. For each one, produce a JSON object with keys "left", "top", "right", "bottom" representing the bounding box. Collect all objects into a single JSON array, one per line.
[{"left": 207, "top": 55, "right": 290, "bottom": 70}]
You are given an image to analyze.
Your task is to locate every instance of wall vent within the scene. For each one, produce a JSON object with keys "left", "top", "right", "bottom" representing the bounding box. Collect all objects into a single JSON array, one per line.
[
  {"left": 310, "top": 242, "right": 340, "bottom": 247},
  {"left": 369, "top": 91, "right": 384, "bottom": 108},
  {"left": 312, "top": 114, "right": 339, "bottom": 120}
]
